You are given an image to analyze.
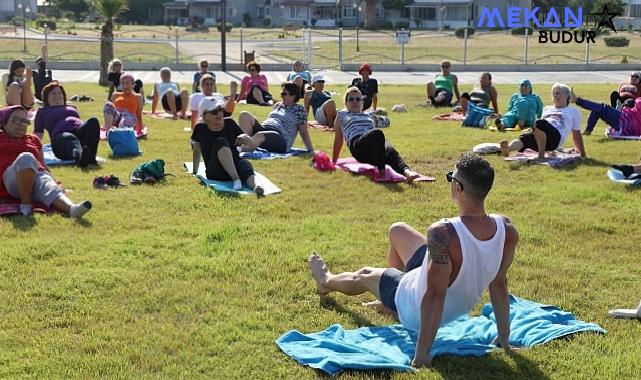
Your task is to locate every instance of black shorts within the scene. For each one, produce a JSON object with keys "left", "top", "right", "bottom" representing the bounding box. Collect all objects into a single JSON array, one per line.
[
  {"left": 246, "top": 85, "right": 273, "bottom": 105},
  {"left": 378, "top": 244, "right": 427, "bottom": 312},
  {"left": 519, "top": 119, "right": 561, "bottom": 152},
  {"left": 161, "top": 91, "right": 182, "bottom": 112}
]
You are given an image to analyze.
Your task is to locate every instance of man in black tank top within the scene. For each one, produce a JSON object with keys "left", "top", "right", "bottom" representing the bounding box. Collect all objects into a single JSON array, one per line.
[{"left": 309, "top": 153, "right": 519, "bottom": 368}]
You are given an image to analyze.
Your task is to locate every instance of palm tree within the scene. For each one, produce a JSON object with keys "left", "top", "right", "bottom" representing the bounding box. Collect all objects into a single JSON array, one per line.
[{"left": 96, "top": 0, "right": 128, "bottom": 86}]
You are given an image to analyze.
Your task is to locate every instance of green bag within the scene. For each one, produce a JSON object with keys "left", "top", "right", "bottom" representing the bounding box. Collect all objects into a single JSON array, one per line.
[{"left": 131, "top": 159, "right": 167, "bottom": 184}]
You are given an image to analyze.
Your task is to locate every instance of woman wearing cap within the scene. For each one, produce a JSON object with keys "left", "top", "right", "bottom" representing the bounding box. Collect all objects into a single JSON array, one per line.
[
  {"left": 192, "top": 59, "right": 216, "bottom": 94},
  {"left": 426, "top": 60, "right": 459, "bottom": 107},
  {"left": 459, "top": 72, "right": 498, "bottom": 115},
  {"left": 103, "top": 74, "right": 144, "bottom": 133},
  {"left": 333, "top": 87, "right": 420, "bottom": 182},
  {"left": 609, "top": 72, "right": 641, "bottom": 110},
  {"left": 287, "top": 60, "right": 312, "bottom": 97},
  {"left": 189, "top": 74, "right": 238, "bottom": 129},
  {"left": 191, "top": 97, "right": 264, "bottom": 195},
  {"left": 151, "top": 67, "right": 189, "bottom": 119},
  {"left": 304, "top": 74, "right": 337, "bottom": 128},
  {"left": 499, "top": 83, "right": 585, "bottom": 160},
  {"left": 3, "top": 59, "right": 34, "bottom": 108},
  {"left": 34, "top": 81, "right": 100, "bottom": 167},
  {"left": 350, "top": 63, "right": 378, "bottom": 111},
  {"left": 238, "top": 61, "right": 273, "bottom": 106},
  {"left": 0, "top": 105, "right": 92, "bottom": 218},
  {"left": 238, "top": 82, "right": 314, "bottom": 153},
  {"left": 493, "top": 79, "right": 543, "bottom": 130},
  {"left": 571, "top": 87, "right": 641, "bottom": 138}
]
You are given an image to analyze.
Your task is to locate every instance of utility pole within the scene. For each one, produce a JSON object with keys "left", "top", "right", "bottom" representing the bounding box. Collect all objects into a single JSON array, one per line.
[{"left": 221, "top": 0, "right": 227, "bottom": 71}]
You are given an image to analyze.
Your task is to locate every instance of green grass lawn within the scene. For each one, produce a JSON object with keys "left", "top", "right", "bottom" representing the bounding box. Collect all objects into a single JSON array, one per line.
[{"left": 1, "top": 82, "right": 640, "bottom": 378}]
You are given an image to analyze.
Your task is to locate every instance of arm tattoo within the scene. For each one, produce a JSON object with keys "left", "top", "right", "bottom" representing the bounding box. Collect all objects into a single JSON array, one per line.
[{"left": 428, "top": 224, "right": 452, "bottom": 265}]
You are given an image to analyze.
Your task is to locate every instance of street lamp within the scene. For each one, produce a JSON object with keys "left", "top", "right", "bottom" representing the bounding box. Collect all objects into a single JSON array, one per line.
[
  {"left": 353, "top": 2, "right": 361, "bottom": 52},
  {"left": 16, "top": 1, "right": 31, "bottom": 53}
]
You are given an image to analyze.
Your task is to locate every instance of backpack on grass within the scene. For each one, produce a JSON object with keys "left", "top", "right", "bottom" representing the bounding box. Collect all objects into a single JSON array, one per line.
[{"left": 130, "top": 159, "right": 169, "bottom": 184}]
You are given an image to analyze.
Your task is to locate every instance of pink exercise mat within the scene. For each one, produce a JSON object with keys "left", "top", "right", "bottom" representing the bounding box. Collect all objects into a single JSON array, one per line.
[
  {"left": 335, "top": 158, "right": 436, "bottom": 183},
  {"left": 0, "top": 198, "right": 50, "bottom": 216}
]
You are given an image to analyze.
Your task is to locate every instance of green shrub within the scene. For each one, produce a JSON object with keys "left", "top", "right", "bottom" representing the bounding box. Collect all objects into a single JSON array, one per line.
[
  {"left": 263, "top": 15, "right": 272, "bottom": 28},
  {"left": 243, "top": 13, "right": 252, "bottom": 27},
  {"left": 604, "top": 36, "right": 630, "bottom": 47},
  {"left": 36, "top": 19, "right": 56, "bottom": 30},
  {"left": 489, "top": 26, "right": 504, "bottom": 31},
  {"left": 216, "top": 22, "right": 233, "bottom": 32},
  {"left": 395, "top": 21, "right": 409, "bottom": 29},
  {"left": 455, "top": 27, "right": 475, "bottom": 38},
  {"left": 380, "top": 20, "right": 393, "bottom": 29},
  {"left": 511, "top": 27, "right": 533, "bottom": 35}
]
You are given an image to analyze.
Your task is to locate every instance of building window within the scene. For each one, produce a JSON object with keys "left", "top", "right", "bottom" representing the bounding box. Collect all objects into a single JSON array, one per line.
[
  {"left": 287, "top": 6, "right": 306, "bottom": 19},
  {"left": 417, "top": 7, "right": 436, "bottom": 20},
  {"left": 376, "top": 6, "right": 384, "bottom": 19},
  {"left": 227, "top": 7, "right": 237, "bottom": 17},
  {"left": 342, "top": 6, "right": 356, "bottom": 18},
  {"left": 401, "top": 7, "right": 410, "bottom": 18},
  {"left": 632, "top": 4, "right": 641, "bottom": 17}
]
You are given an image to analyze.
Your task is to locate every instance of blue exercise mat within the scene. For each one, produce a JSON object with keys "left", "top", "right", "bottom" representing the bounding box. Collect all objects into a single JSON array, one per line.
[
  {"left": 607, "top": 169, "right": 641, "bottom": 185},
  {"left": 184, "top": 162, "right": 281, "bottom": 195},
  {"left": 240, "top": 147, "right": 308, "bottom": 160},
  {"left": 43, "top": 144, "right": 105, "bottom": 166},
  {"left": 276, "top": 295, "right": 605, "bottom": 375}
]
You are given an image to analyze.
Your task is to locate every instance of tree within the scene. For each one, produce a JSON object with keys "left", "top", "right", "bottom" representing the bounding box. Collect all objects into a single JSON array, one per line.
[
  {"left": 363, "top": 0, "right": 376, "bottom": 29},
  {"left": 381, "top": 0, "right": 411, "bottom": 10},
  {"left": 591, "top": 0, "right": 625, "bottom": 15},
  {"left": 96, "top": 0, "right": 129, "bottom": 86},
  {"left": 51, "top": 0, "right": 90, "bottom": 20}
]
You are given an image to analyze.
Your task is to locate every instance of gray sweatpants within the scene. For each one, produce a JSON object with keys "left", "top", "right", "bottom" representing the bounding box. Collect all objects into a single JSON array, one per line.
[{"left": 2, "top": 152, "right": 64, "bottom": 207}]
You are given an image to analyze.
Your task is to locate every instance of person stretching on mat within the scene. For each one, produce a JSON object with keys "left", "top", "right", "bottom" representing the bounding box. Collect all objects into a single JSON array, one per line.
[
  {"left": 237, "top": 81, "right": 314, "bottom": 153},
  {"left": 303, "top": 74, "right": 337, "bottom": 129},
  {"left": 34, "top": 81, "right": 100, "bottom": 167},
  {"left": 0, "top": 105, "right": 92, "bottom": 218},
  {"left": 191, "top": 97, "right": 264, "bottom": 195},
  {"left": 499, "top": 83, "right": 586, "bottom": 160},
  {"left": 332, "top": 87, "right": 419, "bottom": 182},
  {"left": 103, "top": 74, "right": 144, "bottom": 133},
  {"left": 609, "top": 71, "right": 641, "bottom": 111},
  {"left": 309, "top": 153, "right": 518, "bottom": 368},
  {"left": 189, "top": 74, "right": 237, "bottom": 129},
  {"left": 570, "top": 87, "right": 641, "bottom": 137},
  {"left": 152, "top": 67, "right": 189, "bottom": 119},
  {"left": 459, "top": 72, "right": 498, "bottom": 115}
]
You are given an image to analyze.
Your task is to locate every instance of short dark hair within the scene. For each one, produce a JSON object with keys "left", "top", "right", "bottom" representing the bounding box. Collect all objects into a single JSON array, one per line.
[
  {"left": 42, "top": 81, "right": 67, "bottom": 106},
  {"left": 455, "top": 152, "right": 494, "bottom": 200},
  {"left": 246, "top": 61, "right": 261, "bottom": 73},
  {"left": 282, "top": 81, "right": 301, "bottom": 102}
]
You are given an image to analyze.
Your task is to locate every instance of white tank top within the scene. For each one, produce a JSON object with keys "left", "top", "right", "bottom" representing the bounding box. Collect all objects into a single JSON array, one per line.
[{"left": 394, "top": 214, "right": 506, "bottom": 331}]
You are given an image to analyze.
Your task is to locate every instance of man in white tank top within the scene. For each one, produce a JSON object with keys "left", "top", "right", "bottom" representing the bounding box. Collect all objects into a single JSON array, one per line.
[{"left": 309, "top": 153, "right": 519, "bottom": 368}]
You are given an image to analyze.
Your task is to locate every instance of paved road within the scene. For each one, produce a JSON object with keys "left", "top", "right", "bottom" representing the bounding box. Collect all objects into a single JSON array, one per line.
[{"left": 0, "top": 69, "right": 633, "bottom": 85}]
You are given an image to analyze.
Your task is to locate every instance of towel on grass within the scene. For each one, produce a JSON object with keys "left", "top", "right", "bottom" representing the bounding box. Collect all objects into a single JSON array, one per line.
[
  {"left": 0, "top": 198, "right": 50, "bottom": 216},
  {"left": 335, "top": 158, "right": 435, "bottom": 183},
  {"left": 607, "top": 169, "right": 641, "bottom": 185},
  {"left": 432, "top": 112, "right": 465, "bottom": 121},
  {"left": 184, "top": 162, "right": 281, "bottom": 195},
  {"left": 240, "top": 147, "right": 308, "bottom": 160},
  {"left": 42, "top": 144, "right": 106, "bottom": 166},
  {"left": 100, "top": 127, "right": 148, "bottom": 141},
  {"left": 504, "top": 148, "right": 581, "bottom": 168},
  {"left": 276, "top": 295, "right": 606, "bottom": 376}
]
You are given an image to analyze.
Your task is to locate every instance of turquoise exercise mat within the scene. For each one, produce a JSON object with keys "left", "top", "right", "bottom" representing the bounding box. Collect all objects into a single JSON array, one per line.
[
  {"left": 184, "top": 162, "right": 282, "bottom": 195},
  {"left": 607, "top": 169, "right": 641, "bottom": 185},
  {"left": 43, "top": 144, "right": 106, "bottom": 166}
]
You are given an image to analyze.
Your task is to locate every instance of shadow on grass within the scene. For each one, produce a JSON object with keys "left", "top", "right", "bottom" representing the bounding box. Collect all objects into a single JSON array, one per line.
[
  {"left": 506, "top": 156, "right": 610, "bottom": 172},
  {"left": 8, "top": 214, "right": 37, "bottom": 231},
  {"left": 319, "top": 296, "right": 376, "bottom": 327}
]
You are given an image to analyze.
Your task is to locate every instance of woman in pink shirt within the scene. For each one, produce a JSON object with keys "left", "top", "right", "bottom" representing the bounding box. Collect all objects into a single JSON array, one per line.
[{"left": 238, "top": 61, "right": 273, "bottom": 106}]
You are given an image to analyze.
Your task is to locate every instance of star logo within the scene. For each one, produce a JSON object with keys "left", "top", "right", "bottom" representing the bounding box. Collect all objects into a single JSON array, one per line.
[{"left": 589, "top": 4, "right": 620, "bottom": 33}]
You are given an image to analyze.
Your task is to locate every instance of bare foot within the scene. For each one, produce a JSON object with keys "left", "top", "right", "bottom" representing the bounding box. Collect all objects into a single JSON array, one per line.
[
  {"left": 403, "top": 169, "right": 420, "bottom": 183},
  {"left": 308, "top": 252, "right": 331, "bottom": 295},
  {"left": 499, "top": 140, "right": 509, "bottom": 157},
  {"left": 362, "top": 300, "right": 398, "bottom": 317},
  {"left": 229, "top": 80, "right": 238, "bottom": 98}
]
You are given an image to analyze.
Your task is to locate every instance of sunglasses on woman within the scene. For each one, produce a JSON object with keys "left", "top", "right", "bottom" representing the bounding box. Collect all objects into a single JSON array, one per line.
[
  {"left": 347, "top": 96, "right": 362, "bottom": 102},
  {"left": 445, "top": 171, "right": 464, "bottom": 190}
]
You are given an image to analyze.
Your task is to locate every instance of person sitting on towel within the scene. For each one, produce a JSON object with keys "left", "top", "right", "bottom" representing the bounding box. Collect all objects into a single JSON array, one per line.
[
  {"left": 609, "top": 71, "right": 641, "bottom": 111},
  {"left": 309, "top": 153, "right": 518, "bottom": 368},
  {"left": 303, "top": 74, "right": 337, "bottom": 128},
  {"left": 459, "top": 72, "right": 498, "bottom": 115},
  {"left": 0, "top": 105, "right": 92, "bottom": 218},
  {"left": 332, "top": 87, "right": 419, "bottom": 182},
  {"left": 571, "top": 87, "right": 641, "bottom": 137},
  {"left": 191, "top": 96, "right": 264, "bottom": 195},
  {"left": 499, "top": 83, "right": 586, "bottom": 160},
  {"left": 34, "top": 81, "right": 100, "bottom": 167},
  {"left": 151, "top": 67, "right": 189, "bottom": 119},
  {"left": 189, "top": 74, "right": 237, "bottom": 129},
  {"left": 237, "top": 81, "right": 314, "bottom": 154},
  {"left": 493, "top": 79, "right": 543, "bottom": 131},
  {"left": 426, "top": 61, "right": 459, "bottom": 108},
  {"left": 103, "top": 74, "right": 144, "bottom": 133}
]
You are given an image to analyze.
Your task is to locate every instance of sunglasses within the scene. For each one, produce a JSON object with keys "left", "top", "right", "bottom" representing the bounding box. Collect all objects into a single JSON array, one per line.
[
  {"left": 201, "top": 65, "right": 209, "bottom": 68},
  {"left": 315, "top": 80, "right": 325, "bottom": 84},
  {"left": 347, "top": 96, "right": 362, "bottom": 102},
  {"left": 445, "top": 171, "right": 464, "bottom": 190},
  {"left": 632, "top": 75, "right": 640, "bottom": 79},
  {"left": 441, "top": 65, "right": 450, "bottom": 68},
  {"left": 10, "top": 116, "right": 30, "bottom": 125}
]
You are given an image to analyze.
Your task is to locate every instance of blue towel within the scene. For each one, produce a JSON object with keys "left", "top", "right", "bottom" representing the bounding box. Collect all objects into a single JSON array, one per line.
[
  {"left": 240, "top": 147, "right": 308, "bottom": 160},
  {"left": 276, "top": 295, "right": 605, "bottom": 375},
  {"left": 43, "top": 144, "right": 75, "bottom": 166}
]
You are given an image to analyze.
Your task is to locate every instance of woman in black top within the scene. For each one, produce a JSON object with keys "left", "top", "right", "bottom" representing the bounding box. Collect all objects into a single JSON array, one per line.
[
  {"left": 349, "top": 63, "right": 378, "bottom": 111},
  {"left": 107, "top": 59, "right": 144, "bottom": 101},
  {"left": 191, "top": 97, "right": 264, "bottom": 195}
]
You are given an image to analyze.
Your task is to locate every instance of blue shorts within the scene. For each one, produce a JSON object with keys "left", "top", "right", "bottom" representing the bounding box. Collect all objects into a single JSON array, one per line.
[{"left": 378, "top": 245, "right": 427, "bottom": 311}]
